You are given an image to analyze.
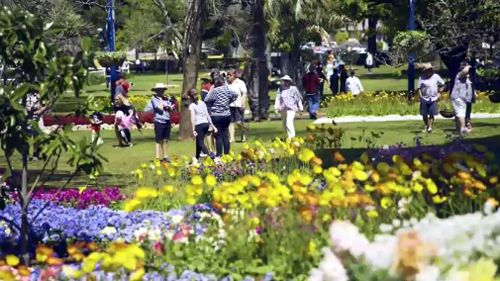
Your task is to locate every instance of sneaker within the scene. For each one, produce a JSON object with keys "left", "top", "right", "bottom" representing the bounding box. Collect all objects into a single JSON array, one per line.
[
  {"left": 209, "top": 152, "right": 216, "bottom": 159},
  {"left": 191, "top": 157, "right": 199, "bottom": 165},
  {"left": 200, "top": 152, "right": 208, "bottom": 158},
  {"left": 241, "top": 135, "right": 247, "bottom": 143},
  {"left": 461, "top": 128, "right": 471, "bottom": 134},
  {"left": 427, "top": 127, "right": 432, "bottom": 133},
  {"left": 128, "top": 143, "right": 134, "bottom": 147},
  {"left": 162, "top": 157, "right": 171, "bottom": 163},
  {"left": 422, "top": 126, "right": 428, "bottom": 133},
  {"left": 31, "top": 157, "right": 39, "bottom": 161}
]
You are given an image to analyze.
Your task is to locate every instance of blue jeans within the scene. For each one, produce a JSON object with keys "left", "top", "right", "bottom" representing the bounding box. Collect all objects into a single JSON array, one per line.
[{"left": 307, "top": 93, "right": 320, "bottom": 118}]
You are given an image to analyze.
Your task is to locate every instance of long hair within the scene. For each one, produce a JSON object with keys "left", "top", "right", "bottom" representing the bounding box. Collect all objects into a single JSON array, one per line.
[{"left": 184, "top": 88, "right": 198, "bottom": 104}]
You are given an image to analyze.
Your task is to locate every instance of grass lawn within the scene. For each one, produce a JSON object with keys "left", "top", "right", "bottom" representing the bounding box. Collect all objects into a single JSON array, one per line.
[
  {"left": 84, "top": 65, "right": 411, "bottom": 97},
  {"left": 2, "top": 117, "right": 499, "bottom": 187}
]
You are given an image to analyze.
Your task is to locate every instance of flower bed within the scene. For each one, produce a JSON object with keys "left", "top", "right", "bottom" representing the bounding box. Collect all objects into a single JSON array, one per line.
[
  {"left": 1, "top": 126, "right": 500, "bottom": 280},
  {"left": 42, "top": 111, "right": 180, "bottom": 127},
  {"left": 324, "top": 91, "right": 500, "bottom": 117}
]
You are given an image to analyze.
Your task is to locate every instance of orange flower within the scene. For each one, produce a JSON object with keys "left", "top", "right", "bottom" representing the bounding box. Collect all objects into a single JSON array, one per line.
[{"left": 333, "top": 151, "right": 345, "bottom": 162}]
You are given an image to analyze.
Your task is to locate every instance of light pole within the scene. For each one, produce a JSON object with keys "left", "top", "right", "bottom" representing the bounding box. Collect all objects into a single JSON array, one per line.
[
  {"left": 107, "top": 0, "right": 117, "bottom": 104},
  {"left": 408, "top": 0, "right": 415, "bottom": 99}
]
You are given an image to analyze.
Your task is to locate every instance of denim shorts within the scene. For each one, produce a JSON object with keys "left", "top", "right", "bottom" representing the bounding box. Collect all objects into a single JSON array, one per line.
[
  {"left": 420, "top": 100, "right": 438, "bottom": 116},
  {"left": 154, "top": 121, "right": 171, "bottom": 142}
]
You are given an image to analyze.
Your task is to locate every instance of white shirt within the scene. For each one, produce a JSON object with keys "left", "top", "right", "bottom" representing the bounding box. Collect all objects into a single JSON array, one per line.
[
  {"left": 228, "top": 78, "right": 247, "bottom": 108},
  {"left": 189, "top": 101, "right": 210, "bottom": 125},
  {"left": 418, "top": 73, "right": 445, "bottom": 102},
  {"left": 326, "top": 63, "right": 335, "bottom": 80},
  {"left": 275, "top": 86, "right": 303, "bottom": 112},
  {"left": 366, "top": 53, "right": 373, "bottom": 66},
  {"left": 346, "top": 76, "right": 364, "bottom": 95}
]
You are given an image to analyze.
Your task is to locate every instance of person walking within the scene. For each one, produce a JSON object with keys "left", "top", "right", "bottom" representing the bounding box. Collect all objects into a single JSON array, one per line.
[
  {"left": 329, "top": 68, "right": 340, "bottom": 95},
  {"left": 346, "top": 70, "right": 364, "bottom": 96},
  {"left": 145, "top": 83, "right": 174, "bottom": 162},
  {"left": 339, "top": 65, "right": 348, "bottom": 93},
  {"left": 417, "top": 63, "right": 445, "bottom": 133},
  {"left": 186, "top": 89, "right": 217, "bottom": 162},
  {"left": 316, "top": 61, "right": 327, "bottom": 97},
  {"left": 302, "top": 64, "right": 321, "bottom": 119},
  {"left": 365, "top": 52, "right": 374, "bottom": 73},
  {"left": 451, "top": 62, "right": 474, "bottom": 135},
  {"left": 275, "top": 75, "right": 303, "bottom": 139},
  {"left": 114, "top": 96, "right": 135, "bottom": 147},
  {"left": 25, "top": 90, "right": 47, "bottom": 160},
  {"left": 227, "top": 69, "right": 248, "bottom": 143},
  {"left": 204, "top": 76, "right": 238, "bottom": 158}
]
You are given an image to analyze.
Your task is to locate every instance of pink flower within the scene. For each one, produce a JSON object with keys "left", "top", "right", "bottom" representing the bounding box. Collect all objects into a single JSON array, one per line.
[{"left": 152, "top": 241, "right": 165, "bottom": 255}]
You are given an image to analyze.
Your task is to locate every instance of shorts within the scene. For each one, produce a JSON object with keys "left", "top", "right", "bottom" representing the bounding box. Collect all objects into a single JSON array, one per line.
[
  {"left": 230, "top": 107, "right": 244, "bottom": 123},
  {"left": 154, "top": 121, "right": 171, "bottom": 142},
  {"left": 420, "top": 100, "right": 438, "bottom": 116},
  {"left": 452, "top": 98, "right": 467, "bottom": 118}
]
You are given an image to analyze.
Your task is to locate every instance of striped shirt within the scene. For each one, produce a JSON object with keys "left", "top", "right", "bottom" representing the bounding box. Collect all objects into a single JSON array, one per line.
[{"left": 204, "top": 84, "right": 238, "bottom": 117}]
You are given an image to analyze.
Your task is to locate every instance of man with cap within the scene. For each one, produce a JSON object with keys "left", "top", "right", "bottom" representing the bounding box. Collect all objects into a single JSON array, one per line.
[
  {"left": 417, "top": 63, "right": 445, "bottom": 133},
  {"left": 145, "top": 83, "right": 174, "bottom": 162},
  {"left": 275, "top": 75, "right": 303, "bottom": 139}
]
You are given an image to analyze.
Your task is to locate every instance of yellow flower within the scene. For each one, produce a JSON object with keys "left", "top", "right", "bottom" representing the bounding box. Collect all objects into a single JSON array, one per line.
[
  {"left": 78, "top": 186, "right": 87, "bottom": 194},
  {"left": 0, "top": 270, "right": 15, "bottom": 281},
  {"left": 353, "top": 169, "right": 368, "bottom": 181},
  {"left": 313, "top": 165, "right": 323, "bottom": 174},
  {"left": 250, "top": 216, "right": 260, "bottom": 227},
  {"left": 425, "top": 179, "right": 438, "bottom": 194},
  {"left": 298, "top": 148, "right": 315, "bottom": 163},
  {"left": 377, "top": 162, "right": 390, "bottom": 174},
  {"left": 380, "top": 197, "right": 393, "bottom": 209},
  {"left": 5, "top": 255, "right": 19, "bottom": 266},
  {"left": 412, "top": 182, "right": 424, "bottom": 193},
  {"left": 191, "top": 175, "right": 203, "bottom": 186},
  {"left": 130, "top": 268, "right": 145, "bottom": 281},
  {"left": 432, "top": 195, "right": 447, "bottom": 204},
  {"left": 308, "top": 240, "right": 317, "bottom": 255},
  {"left": 162, "top": 185, "right": 175, "bottom": 193},
  {"left": 206, "top": 175, "right": 217, "bottom": 187},
  {"left": 366, "top": 209, "right": 379, "bottom": 218},
  {"left": 124, "top": 199, "right": 142, "bottom": 212},
  {"left": 135, "top": 187, "right": 159, "bottom": 199}
]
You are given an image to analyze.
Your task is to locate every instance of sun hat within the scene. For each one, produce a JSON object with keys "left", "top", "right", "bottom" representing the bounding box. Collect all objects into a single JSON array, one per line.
[
  {"left": 151, "top": 83, "right": 168, "bottom": 91},
  {"left": 280, "top": 75, "right": 293, "bottom": 81},
  {"left": 422, "top": 63, "right": 433, "bottom": 70}
]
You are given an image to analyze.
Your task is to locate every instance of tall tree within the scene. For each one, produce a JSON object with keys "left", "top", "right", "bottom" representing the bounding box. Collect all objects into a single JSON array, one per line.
[{"left": 178, "top": 0, "right": 207, "bottom": 139}]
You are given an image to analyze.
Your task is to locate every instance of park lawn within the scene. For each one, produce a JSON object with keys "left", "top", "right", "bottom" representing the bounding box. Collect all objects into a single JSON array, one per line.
[
  {"left": 1, "top": 117, "right": 499, "bottom": 187},
  {"left": 84, "top": 65, "right": 412, "bottom": 97}
]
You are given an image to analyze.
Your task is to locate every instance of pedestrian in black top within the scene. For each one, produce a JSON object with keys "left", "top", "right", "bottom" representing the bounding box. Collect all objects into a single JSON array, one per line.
[
  {"left": 339, "top": 65, "right": 348, "bottom": 93},
  {"left": 329, "top": 68, "right": 339, "bottom": 95},
  {"left": 204, "top": 76, "right": 238, "bottom": 159}
]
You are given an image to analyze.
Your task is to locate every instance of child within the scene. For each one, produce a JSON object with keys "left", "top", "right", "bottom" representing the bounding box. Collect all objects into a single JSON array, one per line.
[
  {"left": 90, "top": 111, "right": 104, "bottom": 145},
  {"left": 114, "top": 97, "right": 136, "bottom": 147}
]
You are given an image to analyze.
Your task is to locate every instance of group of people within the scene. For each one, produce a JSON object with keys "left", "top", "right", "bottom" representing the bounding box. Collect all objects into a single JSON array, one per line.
[{"left": 417, "top": 62, "right": 475, "bottom": 135}]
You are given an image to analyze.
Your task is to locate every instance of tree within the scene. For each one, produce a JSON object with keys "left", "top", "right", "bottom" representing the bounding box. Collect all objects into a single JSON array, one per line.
[
  {"left": 178, "top": 0, "right": 207, "bottom": 139},
  {"left": 0, "top": 8, "right": 104, "bottom": 263},
  {"left": 265, "top": 0, "right": 345, "bottom": 84},
  {"left": 419, "top": 0, "right": 500, "bottom": 86}
]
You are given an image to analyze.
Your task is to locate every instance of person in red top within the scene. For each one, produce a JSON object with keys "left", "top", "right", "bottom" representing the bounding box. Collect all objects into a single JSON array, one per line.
[{"left": 302, "top": 63, "right": 321, "bottom": 119}]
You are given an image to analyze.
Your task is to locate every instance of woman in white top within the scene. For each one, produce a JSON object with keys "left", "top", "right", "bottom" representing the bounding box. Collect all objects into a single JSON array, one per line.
[
  {"left": 418, "top": 63, "right": 445, "bottom": 133},
  {"left": 451, "top": 62, "right": 474, "bottom": 135},
  {"left": 186, "top": 89, "right": 217, "bottom": 161},
  {"left": 346, "top": 70, "right": 364, "bottom": 96},
  {"left": 274, "top": 75, "right": 303, "bottom": 139}
]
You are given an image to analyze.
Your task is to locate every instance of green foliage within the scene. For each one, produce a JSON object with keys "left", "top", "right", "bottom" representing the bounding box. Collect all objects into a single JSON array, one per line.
[
  {"left": 0, "top": 7, "right": 105, "bottom": 189},
  {"left": 95, "top": 51, "right": 127, "bottom": 67},
  {"left": 335, "top": 31, "right": 349, "bottom": 44}
]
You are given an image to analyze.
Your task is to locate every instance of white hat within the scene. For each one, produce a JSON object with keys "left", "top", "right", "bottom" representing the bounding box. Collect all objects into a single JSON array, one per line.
[
  {"left": 422, "top": 63, "right": 433, "bottom": 70},
  {"left": 151, "top": 83, "right": 168, "bottom": 91},
  {"left": 280, "top": 75, "right": 293, "bottom": 81}
]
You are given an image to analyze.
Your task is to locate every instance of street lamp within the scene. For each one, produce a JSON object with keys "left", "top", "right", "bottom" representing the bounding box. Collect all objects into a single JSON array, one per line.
[
  {"left": 106, "top": 0, "right": 117, "bottom": 103},
  {"left": 408, "top": 0, "right": 415, "bottom": 99}
]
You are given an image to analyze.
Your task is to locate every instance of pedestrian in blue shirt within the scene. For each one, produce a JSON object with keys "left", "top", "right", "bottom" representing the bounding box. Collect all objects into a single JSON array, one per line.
[{"left": 145, "top": 83, "right": 174, "bottom": 162}]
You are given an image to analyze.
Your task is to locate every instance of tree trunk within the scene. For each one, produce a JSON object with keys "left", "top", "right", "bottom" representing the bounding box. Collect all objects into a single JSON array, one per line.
[
  {"left": 178, "top": 0, "right": 206, "bottom": 139},
  {"left": 439, "top": 45, "right": 468, "bottom": 92},
  {"left": 280, "top": 46, "right": 302, "bottom": 89},
  {"left": 20, "top": 145, "right": 29, "bottom": 264},
  {"left": 246, "top": 0, "right": 269, "bottom": 121},
  {"left": 367, "top": 18, "right": 377, "bottom": 54}
]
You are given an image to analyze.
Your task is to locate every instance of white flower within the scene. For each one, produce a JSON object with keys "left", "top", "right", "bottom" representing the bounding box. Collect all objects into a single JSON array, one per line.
[
  {"left": 101, "top": 226, "right": 117, "bottom": 236},
  {"left": 134, "top": 227, "right": 148, "bottom": 241},
  {"left": 312, "top": 248, "right": 348, "bottom": 281},
  {"left": 415, "top": 265, "right": 440, "bottom": 281},
  {"left": 329, "top": 221, "right": 369, "bottom": 259},
  {"left": 170, "top": 214, "right": 184, "bottom": 225}
]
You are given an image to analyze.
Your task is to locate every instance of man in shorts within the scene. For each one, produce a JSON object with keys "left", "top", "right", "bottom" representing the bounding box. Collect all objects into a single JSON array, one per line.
[
  {"left": 227, "top": 69, "right": 248, "bottom": 142},
  {"left": 145, "top": 83, "right": 174, "bottom": 162}
]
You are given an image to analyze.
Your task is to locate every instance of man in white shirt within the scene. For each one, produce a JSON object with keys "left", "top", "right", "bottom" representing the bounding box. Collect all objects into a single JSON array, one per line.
[
  {"left": 346, "top": 71, "right": 364, "bottom": 96},
  {"left": 227, "top": 69, "right": 248, "bottom": 143},
  {"left": 365, "top": 52, "right": 374, "bottom": 73}
]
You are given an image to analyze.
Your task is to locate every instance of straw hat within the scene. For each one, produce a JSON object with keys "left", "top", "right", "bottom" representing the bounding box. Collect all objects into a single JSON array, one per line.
[
  {"left": 280, "top": 75, "right": 293, "bottom": 81},
  {"left": 422, "top": 63, "right": 433, "bottom": 71},
  {"left": 151, "top": 83, "right": 168, "bottom": 91}
]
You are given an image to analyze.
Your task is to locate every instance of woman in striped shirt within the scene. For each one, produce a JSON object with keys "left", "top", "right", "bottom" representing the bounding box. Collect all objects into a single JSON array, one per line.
[
  {"left": 204, "top": 76, "right": 238, "bottom": 158},
  {"left": 275, "top": 75, "right": 303, "bottom": 139}
]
